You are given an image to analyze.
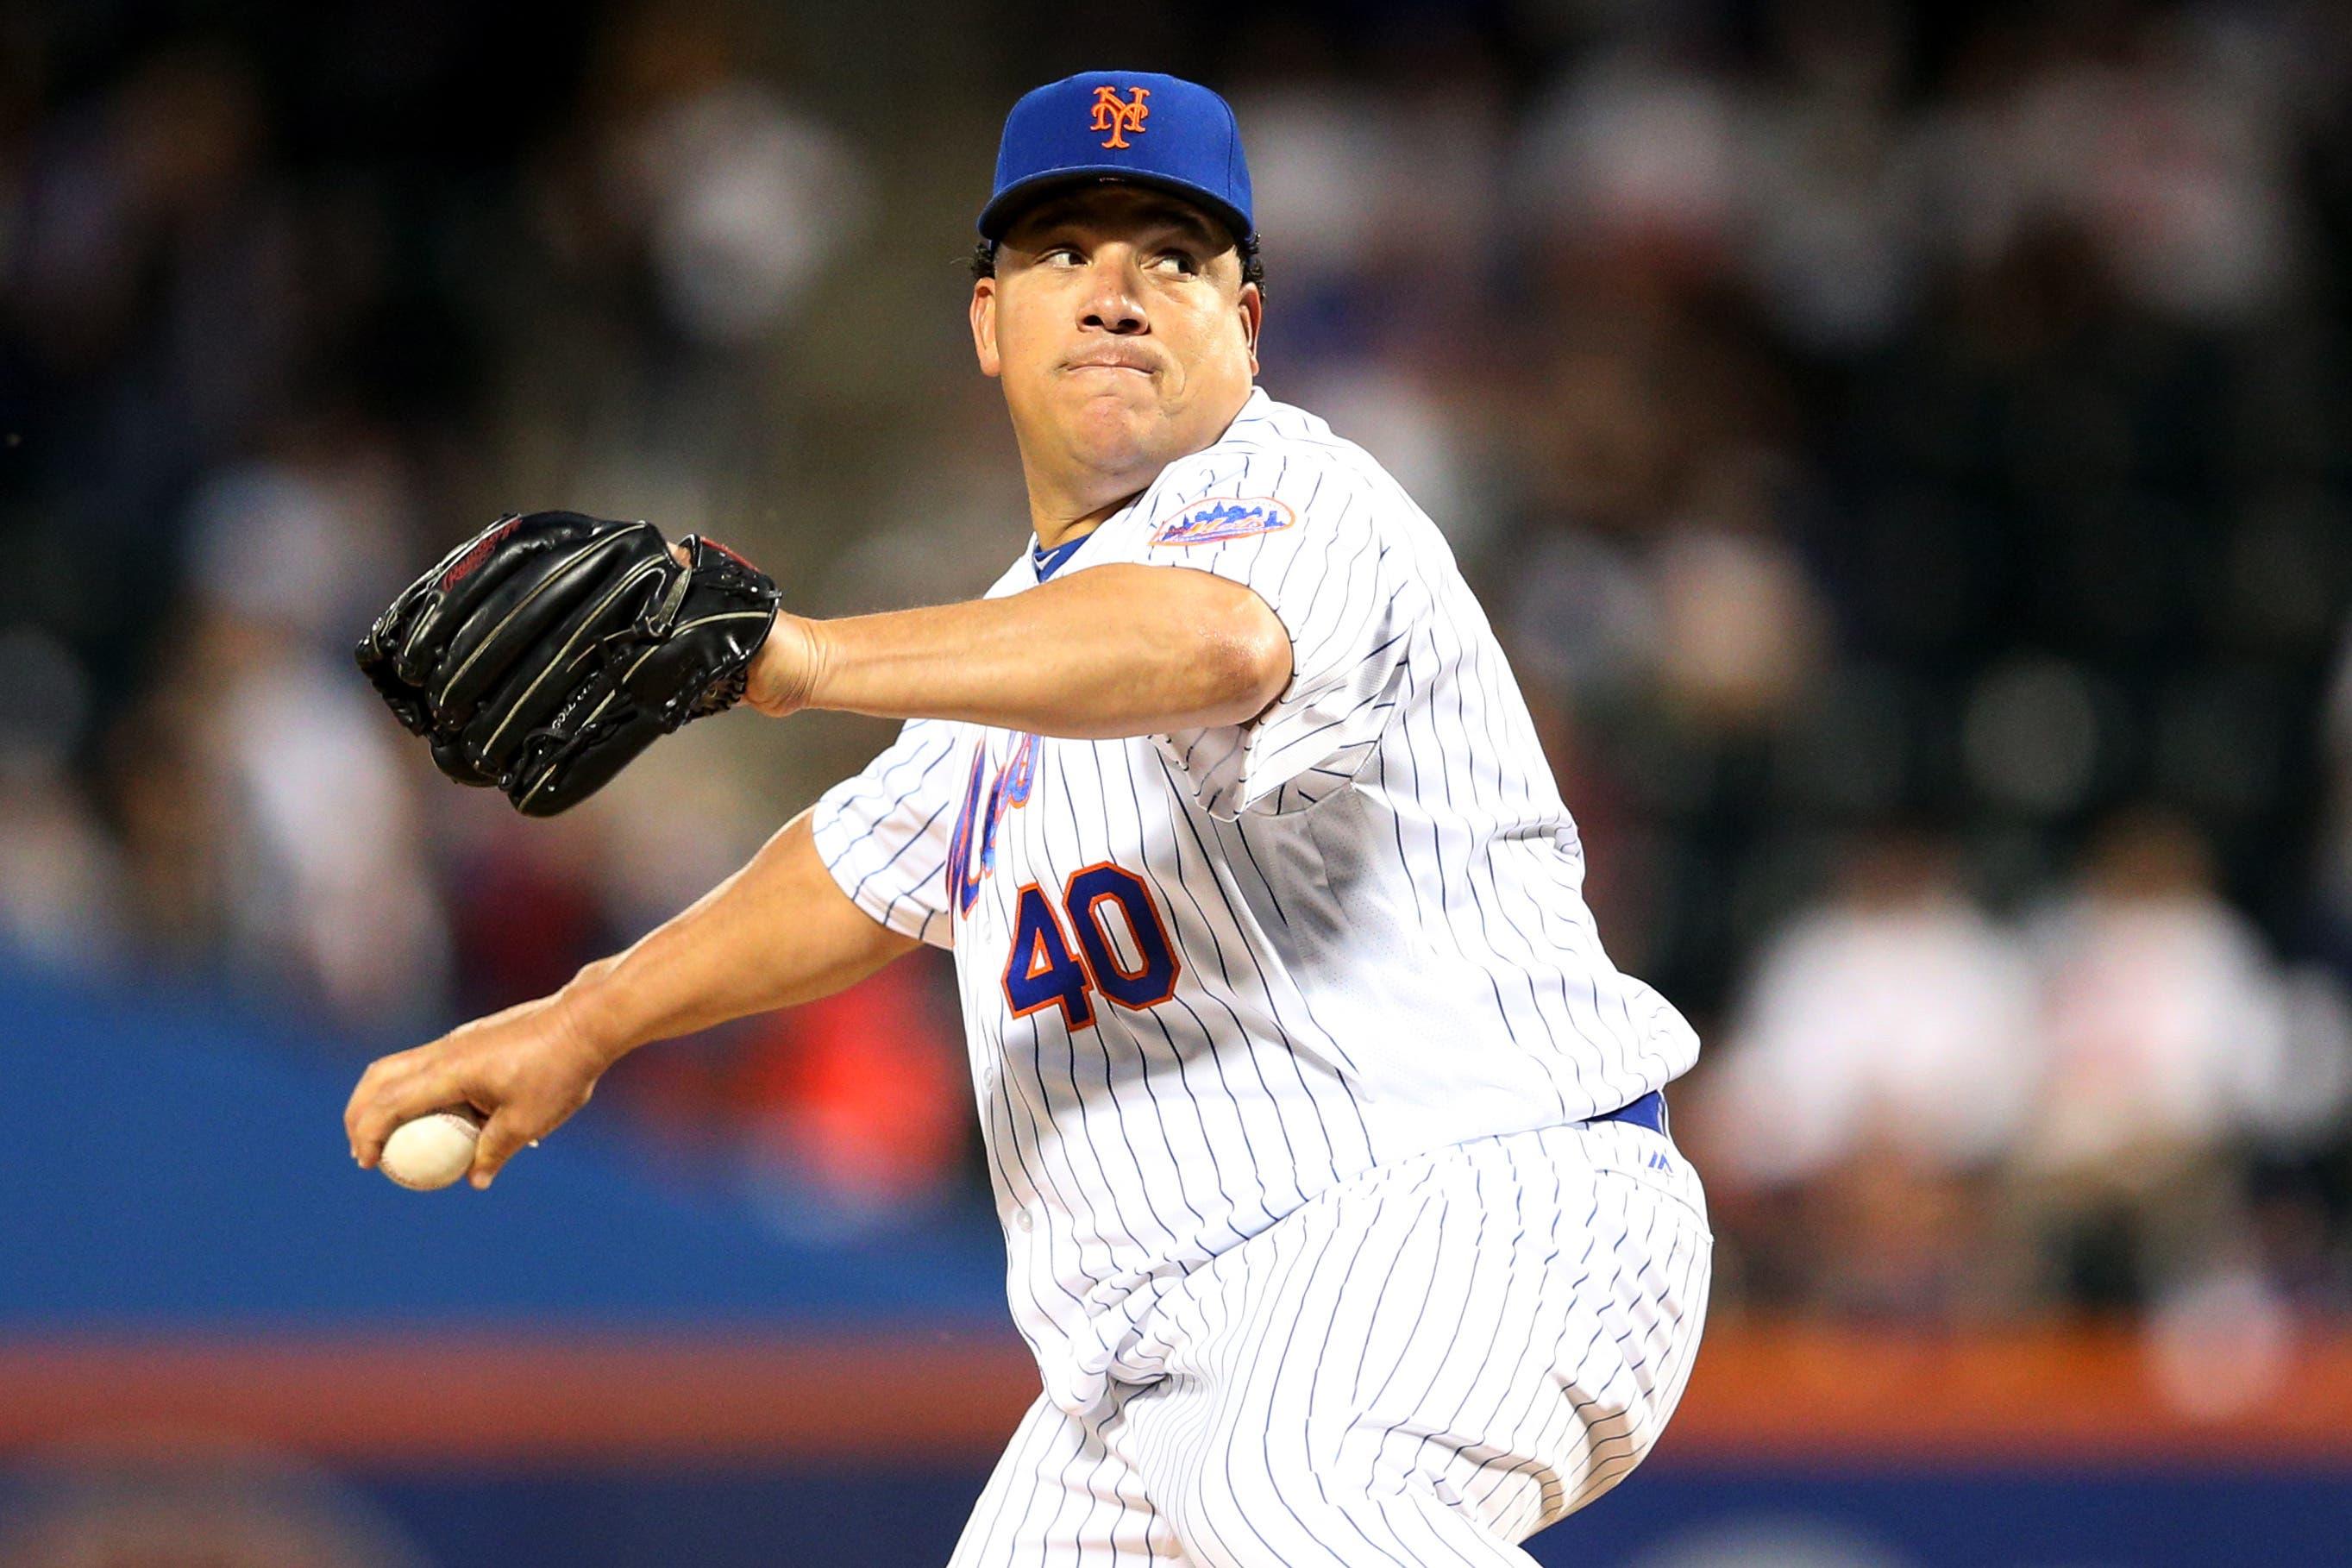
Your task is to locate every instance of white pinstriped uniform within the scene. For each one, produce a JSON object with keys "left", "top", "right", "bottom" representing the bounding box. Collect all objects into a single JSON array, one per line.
[{"left": 812, "top": 389, "right": 1711, "bottom": 1564}]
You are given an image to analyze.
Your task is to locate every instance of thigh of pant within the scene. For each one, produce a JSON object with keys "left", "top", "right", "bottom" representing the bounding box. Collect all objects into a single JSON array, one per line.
[
  {"left": 948, "top": 1389, "right": 1187, "bottom": 1568},
  {"left": 1113, "top": 1120, "right": 1714, "bottom": 1568}
]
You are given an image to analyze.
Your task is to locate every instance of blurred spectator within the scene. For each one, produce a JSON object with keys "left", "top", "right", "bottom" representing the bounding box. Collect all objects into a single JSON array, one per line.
[
  {"left": 2029, "top": 811, "right": 2289, "bottom": 1181},
  {"left": 1649, "top": 448, "right": 1827, "bottom": 731},
  {"left": 736, "top": 963, "right": 972, "bottom": 1233},
  {"left": 1708, "top": 833, "right": 2041, "bottom": 1188},
  {"left": 1738, "top": 0, "right": 1925, "bottom": 352},
  {"left": 608, "top": 46, "right": 870, "bottom": 348},
  {"left": 609, "top": 958, "right": 970, "bottom": 1234},
  {"left": 204, "top": 621, "right": 452, "bottom": 1026},
  {"left": 1518, "top": 48, "right": 1741, "bottom": 276},
  {"left": 2019, "top": 808, "right": 2349, "bottom": 1306},
  {"left": 0, "top": 626, "right": 124, "bottom": 966},
  {"left": 0, "top": 752, "right": 125, "bottom": 969},
  {"left": 1697, "top": 833, "right": 2041, "bottom": 1320}
]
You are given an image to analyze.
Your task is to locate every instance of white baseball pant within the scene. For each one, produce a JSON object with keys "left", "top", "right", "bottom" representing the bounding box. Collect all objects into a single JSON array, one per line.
[{"left": 947, "top": 1118, "right": 1712, "bottom": 1566}]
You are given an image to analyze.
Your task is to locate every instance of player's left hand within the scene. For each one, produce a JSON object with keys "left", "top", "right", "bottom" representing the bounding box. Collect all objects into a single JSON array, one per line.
[{"left": 354, "top": 511, "right": 782, "bottom": 815}]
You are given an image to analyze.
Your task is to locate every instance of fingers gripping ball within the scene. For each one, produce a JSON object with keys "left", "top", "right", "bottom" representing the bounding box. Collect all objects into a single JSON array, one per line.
[
  {"left": 354, "top": 512, "right": 781, "bottom": 814},
  {"left": 379, "top": 1107, "right": 485, "bottom": 1192}
]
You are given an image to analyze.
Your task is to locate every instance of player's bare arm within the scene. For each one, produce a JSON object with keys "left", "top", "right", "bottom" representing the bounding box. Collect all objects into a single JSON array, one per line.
[
  {"left": 745, "top": 563, "right": 1289, "bottom": 737},
  {"left": 344, "top": 811, "right": 913, "bottom": 1187}
]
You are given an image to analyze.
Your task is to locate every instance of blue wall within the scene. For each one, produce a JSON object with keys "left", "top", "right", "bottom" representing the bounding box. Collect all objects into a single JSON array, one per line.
[{"left": 0, "top": 959, "right": 1005, "bottom": 1327}]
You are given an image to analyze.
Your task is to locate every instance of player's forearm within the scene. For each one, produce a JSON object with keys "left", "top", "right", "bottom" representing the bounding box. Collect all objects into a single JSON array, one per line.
[
  {"left": 553, "top": 810, "right": 916, "bottom": 1062},
  {"left": 756, "top": 563, "right": 1291, "bottom": 738}
]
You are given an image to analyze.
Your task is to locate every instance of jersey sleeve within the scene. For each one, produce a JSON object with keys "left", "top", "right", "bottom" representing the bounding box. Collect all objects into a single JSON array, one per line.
[
  {"left": 1134, "top": 455, "right": 1423, "bottom": 819},
  {"left": 807, "top": 718, "right": 966, "bottom": 950}
]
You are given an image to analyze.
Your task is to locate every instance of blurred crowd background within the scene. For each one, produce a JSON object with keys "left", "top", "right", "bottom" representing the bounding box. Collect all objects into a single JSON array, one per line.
[{"left": 7, "top": 0, "right": 2352, "bottom": 1374}]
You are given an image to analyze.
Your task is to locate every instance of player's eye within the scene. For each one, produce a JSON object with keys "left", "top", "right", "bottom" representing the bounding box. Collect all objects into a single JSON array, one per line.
[
  {"left": 1151, "top": 249, "right": 1199, "bottom": 277},
  {"left": 1038, "top": 245, "right": 1084, "bottom": 267}
]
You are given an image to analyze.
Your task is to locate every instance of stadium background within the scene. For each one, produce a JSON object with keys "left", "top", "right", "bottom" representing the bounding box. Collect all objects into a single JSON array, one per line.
[{"left": 4, "top": 0, "right": 2351, "bottom": 1562}]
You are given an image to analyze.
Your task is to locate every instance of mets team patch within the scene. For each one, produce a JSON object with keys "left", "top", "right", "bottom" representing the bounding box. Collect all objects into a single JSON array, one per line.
[{"left": 1151, "top": 496, "right": 1295, "bottom": 547}]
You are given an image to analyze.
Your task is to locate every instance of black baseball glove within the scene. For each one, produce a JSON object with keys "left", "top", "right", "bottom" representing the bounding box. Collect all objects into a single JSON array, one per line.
[{"left": 355, "top": 511, "right": 781, "bottom": 816}]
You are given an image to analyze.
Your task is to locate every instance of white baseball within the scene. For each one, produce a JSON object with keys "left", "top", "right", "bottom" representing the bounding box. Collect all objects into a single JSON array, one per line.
[{"left": 379, "top": 1107, "right": 485, "bottom": 1191}]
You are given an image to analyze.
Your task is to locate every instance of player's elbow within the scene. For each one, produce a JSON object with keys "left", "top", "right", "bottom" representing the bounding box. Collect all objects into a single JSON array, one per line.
[{"left": 1192, "top": 592, "right": 1293, "bottom": 728}]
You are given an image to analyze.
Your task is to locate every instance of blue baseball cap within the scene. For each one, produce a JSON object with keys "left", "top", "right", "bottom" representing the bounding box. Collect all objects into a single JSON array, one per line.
[{"left": 979, "top": 70, "right": 1253, "bottom": 246}]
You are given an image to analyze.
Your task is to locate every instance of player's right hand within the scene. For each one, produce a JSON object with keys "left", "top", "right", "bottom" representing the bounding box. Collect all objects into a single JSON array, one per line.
[{"left": 345, "top": 991, "right": 616, "bottom": 1189}]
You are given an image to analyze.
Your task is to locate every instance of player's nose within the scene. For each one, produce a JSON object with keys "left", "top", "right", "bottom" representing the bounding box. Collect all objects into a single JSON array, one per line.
[{"left": 1077, "top": 251, "right": 1148, "bottom": 335}]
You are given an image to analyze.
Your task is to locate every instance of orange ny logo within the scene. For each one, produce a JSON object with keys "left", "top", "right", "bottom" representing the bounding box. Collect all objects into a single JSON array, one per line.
[{"left": 1089, "top": 85, "right": 1151, "bottom": 148}]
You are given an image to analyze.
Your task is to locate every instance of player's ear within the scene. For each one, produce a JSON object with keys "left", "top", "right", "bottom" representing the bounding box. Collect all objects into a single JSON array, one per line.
[
  {"left": 1237, "top": 280, "right": 1263, "bottom": 378},
  {"left": 971, "top": 277, "right": 1002, "bottom": 379}
]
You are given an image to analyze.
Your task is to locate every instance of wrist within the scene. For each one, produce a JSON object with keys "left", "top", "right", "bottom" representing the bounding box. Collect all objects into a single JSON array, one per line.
[
  {"left": 552, "top": 957, "right": 637, "bottom": 1070},
  {"left": 745, "top": 612, "right": 830, "bottom": 718}
]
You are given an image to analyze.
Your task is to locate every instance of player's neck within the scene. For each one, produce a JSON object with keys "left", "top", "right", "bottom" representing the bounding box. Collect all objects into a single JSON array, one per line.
[
  {"left": 1019, "top": 448, "right": 1152, "bottom": 549},
  {"left": 1029, "top": 491, "right": 1136, "bottom": 551}
]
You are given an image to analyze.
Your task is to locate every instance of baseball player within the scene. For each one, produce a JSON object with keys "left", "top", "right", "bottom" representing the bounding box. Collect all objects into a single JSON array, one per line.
[{"left": 346, "top": 70, "right": 1710, "bottom": 1565}]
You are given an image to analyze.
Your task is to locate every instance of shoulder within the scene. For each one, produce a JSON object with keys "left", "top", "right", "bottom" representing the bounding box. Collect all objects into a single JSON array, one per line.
[
  {"left": 1159, "top": 392, "right": 1389, "bottom": 500},
  {"left": 1134, "top": 395, "right": 1431, "bottom": 551}
]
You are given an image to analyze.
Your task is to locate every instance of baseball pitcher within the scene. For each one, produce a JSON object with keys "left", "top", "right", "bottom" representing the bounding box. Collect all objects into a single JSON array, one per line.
[{"left": 346, "top": 70, "right": 1710, "bottom": 1566}]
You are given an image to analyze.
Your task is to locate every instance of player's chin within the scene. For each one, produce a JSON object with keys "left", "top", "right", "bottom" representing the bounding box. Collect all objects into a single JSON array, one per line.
[
  {"left": 1058, "top": 372, "right": 1159, "bottom": 413},
  {"left": 1059, "top": 392, "right": 1164, "bottom": 463}
]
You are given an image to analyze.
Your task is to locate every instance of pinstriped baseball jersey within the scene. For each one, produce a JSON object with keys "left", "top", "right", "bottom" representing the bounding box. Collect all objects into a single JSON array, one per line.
[{"left": 811, "top": 387, "right": 1701, "bottom": 1416}]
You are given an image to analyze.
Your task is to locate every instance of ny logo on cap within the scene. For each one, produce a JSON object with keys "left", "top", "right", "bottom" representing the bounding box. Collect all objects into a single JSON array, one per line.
[{"left": 1089, "top": 85, "right": 1151, "bottom": 148}]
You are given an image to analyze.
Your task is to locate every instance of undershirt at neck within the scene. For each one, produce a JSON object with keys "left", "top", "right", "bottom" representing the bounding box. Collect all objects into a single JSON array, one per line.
[{"left": 1032, "top": 533, "right": 1089, "bottom": 581}]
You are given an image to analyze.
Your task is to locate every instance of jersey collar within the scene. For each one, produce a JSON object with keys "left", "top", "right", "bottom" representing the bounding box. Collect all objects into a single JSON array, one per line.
[{"left": 1031, "top": 532, "right": 1090, "bottom": 581}]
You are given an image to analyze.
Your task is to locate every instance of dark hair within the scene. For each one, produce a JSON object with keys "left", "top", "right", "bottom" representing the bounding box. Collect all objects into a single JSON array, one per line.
[{"left": 967, "top": 234, "right": 1265, "bottom": 292}]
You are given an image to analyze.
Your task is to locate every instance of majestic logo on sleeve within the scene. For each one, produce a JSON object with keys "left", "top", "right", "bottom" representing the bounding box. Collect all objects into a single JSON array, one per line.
[
  {"left": 1089, "top": 86, "right": 1151, "bottom": 148},
  {"left": 1150, "top": 496, "right": 1295, "bottom": 547}
]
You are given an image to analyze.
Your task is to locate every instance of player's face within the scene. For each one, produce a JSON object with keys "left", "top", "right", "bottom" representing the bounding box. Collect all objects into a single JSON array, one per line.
[{"left": 971, "top": 186, "right": 1262, "bottom": 511}]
